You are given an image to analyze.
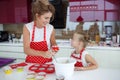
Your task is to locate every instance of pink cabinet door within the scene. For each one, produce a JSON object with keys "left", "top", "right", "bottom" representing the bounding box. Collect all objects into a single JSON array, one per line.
[
  {"left": 69, "top": 0, "right": 120, "bottom": 21},
  {"left": 0, "top": 0, "right": 30, "bottom": 23},
  {"left": 0, "top": 0, "right": 8, "bottom": 23}
]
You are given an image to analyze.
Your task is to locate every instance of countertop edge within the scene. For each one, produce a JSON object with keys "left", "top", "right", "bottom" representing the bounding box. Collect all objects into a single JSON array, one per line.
[{"left": 0, "top": 42, "right": 120, "bottom": 51}]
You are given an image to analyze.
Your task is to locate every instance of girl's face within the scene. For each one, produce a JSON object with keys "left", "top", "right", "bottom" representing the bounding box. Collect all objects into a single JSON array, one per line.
[
  {"left": 71, "top": 33, "right": 81, "bottom": 48},
  {"left": 36, "top": 12, "right": 52, "bottom": 27}
]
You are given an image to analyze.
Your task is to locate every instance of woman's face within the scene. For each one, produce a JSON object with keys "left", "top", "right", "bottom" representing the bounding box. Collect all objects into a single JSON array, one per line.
[
  {"left": 36, "top": 12, "right": 52, "bottom": 27},
  {"left": 71, "top": 33, "right": 80, "bottom": 48}
]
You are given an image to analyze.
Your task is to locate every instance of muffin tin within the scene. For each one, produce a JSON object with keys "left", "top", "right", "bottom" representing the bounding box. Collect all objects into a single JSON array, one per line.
[
  {"left": 10, "top": 62, "right": 28, "bottom": 69},
  {"left": 29, "top": 64, "right": 55, "bottom": 73},
  {"left": 26, "top": 71, "right": 46, "bottom": 80}
]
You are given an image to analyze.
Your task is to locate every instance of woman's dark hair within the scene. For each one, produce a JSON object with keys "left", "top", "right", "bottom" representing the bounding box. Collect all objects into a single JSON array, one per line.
[{"left": 31, "top": 0, "right": 55, "bottom": 21}]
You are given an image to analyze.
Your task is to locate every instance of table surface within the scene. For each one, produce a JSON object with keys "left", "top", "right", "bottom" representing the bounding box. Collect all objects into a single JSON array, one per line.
[{"left": 0, "top": 62, "right": 120, "bottom": 80}]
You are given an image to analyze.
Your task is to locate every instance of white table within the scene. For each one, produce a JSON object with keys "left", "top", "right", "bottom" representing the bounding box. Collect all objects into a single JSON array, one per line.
[{"left": 0, "top": 64, "right": 120, "bottom": 80}]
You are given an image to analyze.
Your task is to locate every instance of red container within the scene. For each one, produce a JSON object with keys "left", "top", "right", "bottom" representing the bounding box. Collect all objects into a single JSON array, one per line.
[{"left": 29, "top": 64, "right": 55, "bottom": 73}]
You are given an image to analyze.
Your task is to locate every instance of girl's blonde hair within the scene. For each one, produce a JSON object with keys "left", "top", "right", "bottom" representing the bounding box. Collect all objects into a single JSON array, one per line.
[{"left": 75, "top": 32, "right": 87, "bottom": 48}]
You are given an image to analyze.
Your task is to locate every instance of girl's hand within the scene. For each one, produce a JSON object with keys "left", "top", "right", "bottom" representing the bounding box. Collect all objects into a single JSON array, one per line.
[{"left": 74, "top": 67, "right": 85, "bottom": 71}]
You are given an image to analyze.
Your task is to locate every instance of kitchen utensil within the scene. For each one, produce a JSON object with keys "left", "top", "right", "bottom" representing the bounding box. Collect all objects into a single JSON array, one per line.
[{"left": 53, "top": 56, "right": 58, "bottom": 63}]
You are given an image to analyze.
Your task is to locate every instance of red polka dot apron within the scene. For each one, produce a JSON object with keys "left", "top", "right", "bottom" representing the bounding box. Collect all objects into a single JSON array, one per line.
[
  {"left": 25, "top": 22, "right": 52, "bottom": 64},
  {"left": 71, "top": 49, "right": 85, "bottom": 67}
]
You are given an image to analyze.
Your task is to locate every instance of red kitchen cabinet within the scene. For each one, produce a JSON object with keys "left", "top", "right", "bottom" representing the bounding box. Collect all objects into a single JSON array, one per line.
[
  {"left": 0, "top": 0, "right": 9, "bottom": 23},
  {"left": 69, "top": 0, "right": 120, "bottom": 22},
  {"left": 6, "top": 0, "right": 15, "bottom": 23},
  {"left": 14, "top": 0, "right": 29, "bottom": 23},
  {"left": 105, "top": 11, "right": 119, "bottom": 21},
  {"left": 0, "top": 0, "right": 31, "bottom": 23},
  {"left": 81, "top": 11, "right": 94, "bottom": 22}
]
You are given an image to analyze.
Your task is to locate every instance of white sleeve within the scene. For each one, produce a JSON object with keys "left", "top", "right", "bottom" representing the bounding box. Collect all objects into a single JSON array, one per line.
[
  {"left": 82, "top": 51, "right": 89, "bottom": 57},
  {"left": 25, "top": 22, "right": 34, "bottom": 32}
]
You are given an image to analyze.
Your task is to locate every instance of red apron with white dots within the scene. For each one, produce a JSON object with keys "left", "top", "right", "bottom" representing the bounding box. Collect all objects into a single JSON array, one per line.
[
  {"left": 71, "top": 49, "right": 85, "bottom": 67},
  {"left": 25, "top": 23, "right": 52, "bottom": 64}
]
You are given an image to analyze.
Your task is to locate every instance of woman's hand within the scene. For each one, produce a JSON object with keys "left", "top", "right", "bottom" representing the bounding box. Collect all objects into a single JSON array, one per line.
[
  {"left": 43, "top": 50, "right": 56, "bottom": 58},
  {"left": 51, "top": 45, "right": 59, "bottom": 53}
]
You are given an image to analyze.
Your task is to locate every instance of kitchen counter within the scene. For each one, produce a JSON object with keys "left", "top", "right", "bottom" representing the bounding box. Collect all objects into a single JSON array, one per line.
[
  {"left": 0, "top": 40, "right": 120, "bottom": 69},
  {"left": 0, "top": 41, "right": 120, "bottom": 51},
  {"left": 0, "top": 61, "right": 120, "bottom": 80},
  {"left": 0, "top": 42, "right": 23, "bottom": 46}
]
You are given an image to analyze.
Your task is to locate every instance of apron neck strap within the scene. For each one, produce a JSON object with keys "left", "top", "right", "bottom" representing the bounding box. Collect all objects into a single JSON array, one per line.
[
  {"left": 79, "top": 48, "right": 85, "bottom": 59},
  {"left": 31, "top": 21, "right": 46, "bottom": 41},
  {"left": 44, "top": 26, "right": 46, "bottom": 40}
]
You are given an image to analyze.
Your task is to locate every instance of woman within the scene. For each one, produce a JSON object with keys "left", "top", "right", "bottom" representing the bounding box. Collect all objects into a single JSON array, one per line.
[{"left": 23, "top": 0, "right": 58, "bottom": 64}]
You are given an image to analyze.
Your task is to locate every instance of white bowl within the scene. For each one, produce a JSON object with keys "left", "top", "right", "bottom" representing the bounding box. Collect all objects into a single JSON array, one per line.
[{"left": 53, "top": 57, "right": 76, "bottom": 79}]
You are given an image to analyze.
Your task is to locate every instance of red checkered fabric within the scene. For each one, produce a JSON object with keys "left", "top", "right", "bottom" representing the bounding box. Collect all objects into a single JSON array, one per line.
[
  {"left": 25, "top": 22, "right": 52, "bottom": 64},
  {"left": 30, "top": 41, "right": 48, "bottom": 51},
  {"left": 71, "top": 49, "right": 85, "bottom": 67}
]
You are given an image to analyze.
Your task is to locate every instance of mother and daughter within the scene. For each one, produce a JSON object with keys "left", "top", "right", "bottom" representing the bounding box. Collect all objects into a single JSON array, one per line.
[{"left": 23, "top": 0, "right": 98, "bottom": 71}]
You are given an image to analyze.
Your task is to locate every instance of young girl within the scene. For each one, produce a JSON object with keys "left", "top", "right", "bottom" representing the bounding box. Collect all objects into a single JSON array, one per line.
[{"left": 71, "top": 32, "right": 98, "bottom": 71}]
